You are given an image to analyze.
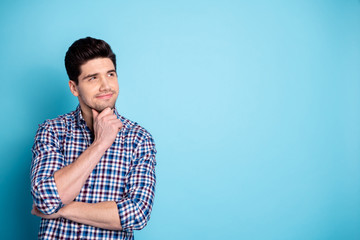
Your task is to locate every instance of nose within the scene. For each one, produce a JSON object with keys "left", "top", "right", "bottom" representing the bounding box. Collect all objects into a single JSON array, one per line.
[{"left": 99, "top": 75, "right": 111, "bottom": 92}]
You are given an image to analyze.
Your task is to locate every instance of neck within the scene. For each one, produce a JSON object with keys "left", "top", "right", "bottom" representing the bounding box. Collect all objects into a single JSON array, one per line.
[{"left": 80, "top": 107, "right": 94, "bottom": 132}]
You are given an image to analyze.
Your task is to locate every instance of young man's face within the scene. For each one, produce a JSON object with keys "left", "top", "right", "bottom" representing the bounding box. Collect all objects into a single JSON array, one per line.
[{"left": 69, "top": 57, "right": 119, "bottom": 114}]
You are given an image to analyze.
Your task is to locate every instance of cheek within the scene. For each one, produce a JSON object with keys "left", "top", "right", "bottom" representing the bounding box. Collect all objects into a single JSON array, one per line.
[
  {"left": 78, "top": 87, "right": 96, "bottom": 100},
  {"left": 112, "top": 82, "right": 119, "bottom": 92}
]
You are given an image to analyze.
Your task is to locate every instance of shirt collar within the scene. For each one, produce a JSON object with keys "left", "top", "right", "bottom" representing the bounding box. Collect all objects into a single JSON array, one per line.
[
  {"left": 75, "top": 105, "right": 84, "bottom": 127},
  {"left": 75, "top": 105, "right": 123, "bottom": 128}
]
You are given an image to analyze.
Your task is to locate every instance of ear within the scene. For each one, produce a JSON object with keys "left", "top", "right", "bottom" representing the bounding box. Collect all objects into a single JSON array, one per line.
[{"left": 69, "top": 80, "right": 79, "bottom": 97}]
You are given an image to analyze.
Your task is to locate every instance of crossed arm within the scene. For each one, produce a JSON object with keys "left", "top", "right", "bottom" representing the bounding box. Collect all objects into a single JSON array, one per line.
[
  {"left": 32, "top": 201, "right": 121, "bottom": 230},
  {"left": 31, "top": 139, "right": 122, "bottom": 230},
  {"left": 31, "top": 108, "right": 124, "bottom": 230}
]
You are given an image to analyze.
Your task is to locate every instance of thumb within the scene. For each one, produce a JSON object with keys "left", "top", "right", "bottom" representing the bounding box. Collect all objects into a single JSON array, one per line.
[{"left": 92, "top": 109, "right": 99, "bottom": 120}]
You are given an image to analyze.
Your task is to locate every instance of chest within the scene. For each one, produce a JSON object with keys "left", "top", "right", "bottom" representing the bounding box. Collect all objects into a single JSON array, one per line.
[{"left": 62, "top": 128, "right": 133, "bottom": 202}]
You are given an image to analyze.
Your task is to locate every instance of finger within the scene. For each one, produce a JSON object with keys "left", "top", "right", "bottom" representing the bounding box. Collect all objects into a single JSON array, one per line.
[
  {"left": 102, "top": 114, "right": 117, "bottom": 122},
  {"left": 108, "top": 118, "right": 122, "bottom": 124},
  {"left": 117, "top": 120, "right": 123, "bottom": 128},
  {"left": 107, "top": 119, "right": 123, "bottom": 130},
  {"left": 32, "top": 203, "right": 37, "bottom": 211},
  {"left": 31, "top": 206, "right": 39, "bottom": 216},
  {"left": 97, "top": 107, "right": 113, "bottom": 119},
  {"left": 114, "top": 120, "right": 123, "bottom": 130}
]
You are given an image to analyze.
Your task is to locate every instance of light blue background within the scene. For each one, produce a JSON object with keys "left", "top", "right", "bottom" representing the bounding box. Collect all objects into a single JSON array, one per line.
[{"left": 0, "top": 0, "right": 359, "bottom": 239}]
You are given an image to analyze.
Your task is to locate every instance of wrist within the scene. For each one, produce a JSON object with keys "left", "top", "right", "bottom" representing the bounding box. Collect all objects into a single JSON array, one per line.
[
  {"left": 58, "top": 202, "right": 75, "bottom": 219},
  {"left": 57, "top": 206, "right": 66, "bottom": 218},
  {"left": 91, "top": 139, "right": 108, "bottom": 153}
]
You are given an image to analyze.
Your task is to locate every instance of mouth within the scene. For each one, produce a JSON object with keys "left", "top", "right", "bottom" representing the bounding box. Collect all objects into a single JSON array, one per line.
[{"left": 95, "top": 92, "right": 114, "bottom": 100}]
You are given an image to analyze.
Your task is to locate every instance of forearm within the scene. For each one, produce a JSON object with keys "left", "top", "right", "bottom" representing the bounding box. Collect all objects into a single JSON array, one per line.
[
  {"left": 59, "top": 201, "right": 122, "bottom": 231},
  {"left": 54, "top": 141, "right": 107, "bottom": 204}
]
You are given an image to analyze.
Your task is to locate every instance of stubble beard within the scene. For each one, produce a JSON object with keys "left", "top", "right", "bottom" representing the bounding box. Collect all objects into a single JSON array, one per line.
[
  {"left": 79, "top": 90, "right": 118, "bottom": 113},
  {"left": 91, "top": 99, "right": 117, "bottom": 113}
]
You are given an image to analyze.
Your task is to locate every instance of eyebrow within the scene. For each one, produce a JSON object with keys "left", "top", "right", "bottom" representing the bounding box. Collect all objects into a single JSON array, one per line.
[
  {"left": 81, "top": 69, "right": 116, "bottom": 81},
  {"left": 82, "top": 73, "right": 97, "bottom": 80}
]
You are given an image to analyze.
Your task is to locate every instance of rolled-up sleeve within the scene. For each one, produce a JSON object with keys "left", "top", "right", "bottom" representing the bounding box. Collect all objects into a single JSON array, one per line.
[
  {"left": 117, "top": 136, "right": 157, "bottom": 231},
  {"left": 31, "top": 123, "right": 64, "bottom": 215}
]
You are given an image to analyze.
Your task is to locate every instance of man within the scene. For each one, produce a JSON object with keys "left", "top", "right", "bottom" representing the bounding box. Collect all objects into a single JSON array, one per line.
[{"left": 30, "top": 37, "right": 157, "bottom": 239}]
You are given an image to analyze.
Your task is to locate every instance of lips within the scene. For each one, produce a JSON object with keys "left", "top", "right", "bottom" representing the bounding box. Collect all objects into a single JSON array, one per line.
[{"left": 96, "top": 92, "right": 114, "bottom": 100}]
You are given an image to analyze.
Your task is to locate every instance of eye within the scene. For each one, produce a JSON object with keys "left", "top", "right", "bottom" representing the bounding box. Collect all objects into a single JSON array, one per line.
[
  {"left": 108, "top": 72, "right": 116, "bottom": 77},
  {"left": 89, "top": 76, "right": 96, "bottom": 81}
]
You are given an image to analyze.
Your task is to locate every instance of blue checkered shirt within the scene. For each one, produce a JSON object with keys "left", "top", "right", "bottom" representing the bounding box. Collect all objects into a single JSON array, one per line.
[{"left": 31, "top": 106, "right": 156, "bottom": 239}]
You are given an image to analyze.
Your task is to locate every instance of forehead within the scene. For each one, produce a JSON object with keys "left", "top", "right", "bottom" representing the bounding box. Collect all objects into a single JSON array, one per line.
[{"left": 79, "top": 58, "right": 115, "bottom": 75}]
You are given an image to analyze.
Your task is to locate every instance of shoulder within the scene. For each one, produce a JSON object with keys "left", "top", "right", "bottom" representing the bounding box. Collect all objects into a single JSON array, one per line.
[
  {"left": 120, "top": 115, "right": 155, "bottom": 144},
  {"left": 35, "top": 110, "right": 77, "bottom": 139},
  {"left": 119, "top": 115, "right": 157, "bottom": 160}
]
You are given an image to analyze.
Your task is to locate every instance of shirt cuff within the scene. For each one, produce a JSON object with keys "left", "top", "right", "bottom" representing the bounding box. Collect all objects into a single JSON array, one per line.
[
  {"left": 33, "top": 175, "right": 63, "bottom": 215},
  {"left": 117, "top": 198, "right": 148, "bottom": 231}
]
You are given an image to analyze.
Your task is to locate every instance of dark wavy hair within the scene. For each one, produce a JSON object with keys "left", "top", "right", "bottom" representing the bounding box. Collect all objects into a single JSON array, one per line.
[{"left": 65, "top": 37, "right": 116, "bottom": 84}]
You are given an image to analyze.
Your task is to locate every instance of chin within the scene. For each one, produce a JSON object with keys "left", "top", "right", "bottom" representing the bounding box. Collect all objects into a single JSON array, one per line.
[{"left": 94, "top": 104, "right": 116, "bottom": 112}]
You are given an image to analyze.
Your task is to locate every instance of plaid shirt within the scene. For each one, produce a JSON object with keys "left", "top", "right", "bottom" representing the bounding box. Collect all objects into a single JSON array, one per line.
[{"left": 31, "top": 106, "right": 156, "bottom": 240}]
